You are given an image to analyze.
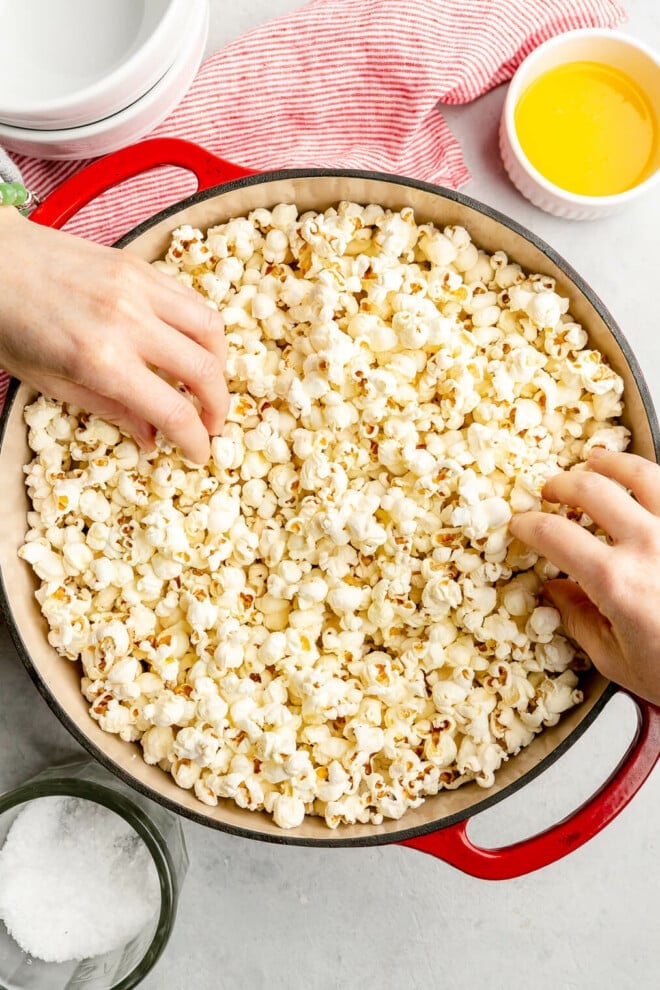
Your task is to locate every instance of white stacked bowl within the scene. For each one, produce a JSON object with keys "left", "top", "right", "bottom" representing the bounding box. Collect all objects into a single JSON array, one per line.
[{"left": 0, "top": 0, "right": 208, "bottom": 160}]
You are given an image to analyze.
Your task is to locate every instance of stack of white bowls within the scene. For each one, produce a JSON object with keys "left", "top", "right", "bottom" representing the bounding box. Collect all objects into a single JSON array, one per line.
[{"left": 0, "top": 0, "right": 209, "bottom": 160}]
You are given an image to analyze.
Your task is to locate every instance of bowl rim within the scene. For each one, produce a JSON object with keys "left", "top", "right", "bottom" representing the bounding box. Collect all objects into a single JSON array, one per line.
[
  {"left": 0, "top": 0, "right": 207, "bottom": 144},
  {"left": 0, "top": 0, "right": 192, "bottom": 129},
  {"left": 0, "top": 774, "right": 179, "bottom": 988},
  {"left": 2, "top": 167, "right": 659, "bottom": 846},
  {"left": 502, "top": 27, "right": 660, "bottom": 208}
]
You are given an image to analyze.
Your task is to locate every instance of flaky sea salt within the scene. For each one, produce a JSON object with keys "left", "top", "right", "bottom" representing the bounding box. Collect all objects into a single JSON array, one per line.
[{"left": 0, "top": 795, "right": 161, "bottom": 963}]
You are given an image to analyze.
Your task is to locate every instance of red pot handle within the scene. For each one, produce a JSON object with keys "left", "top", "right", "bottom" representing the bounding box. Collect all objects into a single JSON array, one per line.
[
  {"left": 398, "top": 688, "right": 660, "bottom": 880},
  {"left": 30, "top": 137, "right": 256, "bottom": 230}
]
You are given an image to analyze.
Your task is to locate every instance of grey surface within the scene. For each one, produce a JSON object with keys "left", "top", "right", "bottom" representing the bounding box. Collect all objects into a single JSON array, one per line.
[{"left": 2, "top": 1, "right": 660, "bottom": 987}]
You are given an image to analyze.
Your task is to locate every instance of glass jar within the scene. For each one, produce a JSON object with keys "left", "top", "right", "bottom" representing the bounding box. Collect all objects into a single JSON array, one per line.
[{"left": 0, "top": 757, "right": 188, "bottom": 990}]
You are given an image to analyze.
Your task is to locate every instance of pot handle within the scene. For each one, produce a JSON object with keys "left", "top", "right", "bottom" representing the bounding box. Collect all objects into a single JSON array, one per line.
[
  {"left": 398, "top": 688, "right": 660, "bottom": 880},
  {"left": 30, "top": 137, "right": 256, "bottom": 230}
]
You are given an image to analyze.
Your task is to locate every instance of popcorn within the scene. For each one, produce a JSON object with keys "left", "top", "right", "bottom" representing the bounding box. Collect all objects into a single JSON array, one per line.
[
  {"left": 18, "top": 539, "right": 65, "bottom": 582},
  {"left": 141, "top": 725, "right": 175, "bottom": 765},
  {"left": 526, "top": 606, "right": 562, "bottom": 643},
  {"left": 271, "top": 793, "right": 306, "bottom": 830},
  {"left": 20, "top": 204, "right": 626, "bottom": 832}
]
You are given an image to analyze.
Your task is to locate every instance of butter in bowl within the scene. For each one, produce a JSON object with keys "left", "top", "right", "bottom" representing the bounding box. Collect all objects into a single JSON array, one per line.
[{"left": 500, "top": 29, "right": 660, "bottom": 219}]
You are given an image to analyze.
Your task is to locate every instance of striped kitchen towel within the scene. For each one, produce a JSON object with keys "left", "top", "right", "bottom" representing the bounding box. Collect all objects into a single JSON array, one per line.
[
  {"left": 1, "top": 0, "right": 625, "bottom": 412},
  {"left": 12, "top": 0, "right": 626, "bottom": 243}
]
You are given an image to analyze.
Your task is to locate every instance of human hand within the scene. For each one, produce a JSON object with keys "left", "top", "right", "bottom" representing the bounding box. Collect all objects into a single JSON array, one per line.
[
  {"left": 0, "top": 206, "right": 229, "bottom": 463},
  {"left": 509, "top": 447, "right": 660, "bottom": 705}
]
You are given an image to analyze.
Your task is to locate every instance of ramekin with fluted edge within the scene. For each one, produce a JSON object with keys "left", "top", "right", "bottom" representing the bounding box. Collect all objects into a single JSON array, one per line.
[{"left": 499, "top": 29, "right": 660, "bottom": 220}]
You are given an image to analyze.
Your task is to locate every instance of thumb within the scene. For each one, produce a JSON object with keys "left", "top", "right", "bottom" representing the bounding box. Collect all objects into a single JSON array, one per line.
[{"left": 543, "top": 578, "right": 621, "bottom": 680}]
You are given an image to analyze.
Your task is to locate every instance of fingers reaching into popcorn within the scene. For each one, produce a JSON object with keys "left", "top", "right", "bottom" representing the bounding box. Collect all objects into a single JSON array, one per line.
[
  {"left": 0, "top": 206, "right": 229, "bottom": 464},
  {"left": 510, "top": 448, "right": 660, "bottom": 705}
]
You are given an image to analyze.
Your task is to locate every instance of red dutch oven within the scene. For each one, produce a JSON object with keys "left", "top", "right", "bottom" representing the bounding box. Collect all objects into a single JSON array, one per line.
[{"left": 1, "top": 138, "right": 659, "bottom": 880}]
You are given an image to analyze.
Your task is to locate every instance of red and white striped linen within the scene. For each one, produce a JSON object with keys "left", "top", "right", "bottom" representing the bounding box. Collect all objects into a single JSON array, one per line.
[{"left": 1, "top": 0, "right": 625, "bottom": 413}]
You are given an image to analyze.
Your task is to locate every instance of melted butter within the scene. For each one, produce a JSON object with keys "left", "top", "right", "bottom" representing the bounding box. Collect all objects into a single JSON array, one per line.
[{"left": 514, "top": 60, "right": 658, "bottom": 196}]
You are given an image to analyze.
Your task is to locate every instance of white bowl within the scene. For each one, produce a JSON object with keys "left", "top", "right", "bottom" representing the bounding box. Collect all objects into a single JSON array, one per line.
[
  {"left": 0, "top": 0, "right": 192, "bottom": 130},
  {"left": 499, "top": 29, "right": 660, "bottom": 220},
  {"left": 0, "top": 0, "right": 208, "bottom": 160}
]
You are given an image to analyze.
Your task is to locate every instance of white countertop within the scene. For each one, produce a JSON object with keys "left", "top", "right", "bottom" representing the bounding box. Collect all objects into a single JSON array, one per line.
[{"left": 1, "top": 1, "right": 659, "bottom": 987}]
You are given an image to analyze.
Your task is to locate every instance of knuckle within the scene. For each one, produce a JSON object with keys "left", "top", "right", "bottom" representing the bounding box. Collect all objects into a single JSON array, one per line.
[
  {"left": 627, "top": 454, "right": 653, "bottom": 482},
  {"left": 528, "top": 513, "right": 558, "bottom": 545},
  {"left": 589, "top": 556, "right": 617, "bottom": 592},
  {"left": 93, "top": 339, "right": 128, "bottom": 387},
  {"left": 193, "top": 302, "right": 225, "bottom": 342},
  {"left": 592, "top": 557, "right": 631, "bottom": 611},
  {"left": 69, "top": 335, "right": 117, "bottom": 385},
  {"left": 93, "top": 254, "right": 144, "bottom": 320},
  {"left": 630, "top": 459, "right": 660, "bottom": 505},
  {"left": 93, "top": 336, "right": 120, "bottom": 371},
  {"left": 159, "top": 394, "right": 197, "bottom": 438},
  {"left": 192, "top": 349, "right": 223, "bottom": 388},
  {"left": 104, "top": 250, "right": 138, "bottom": 289},
  {"left": 573, "top": 471, "right": 602, "bottom": 500}
]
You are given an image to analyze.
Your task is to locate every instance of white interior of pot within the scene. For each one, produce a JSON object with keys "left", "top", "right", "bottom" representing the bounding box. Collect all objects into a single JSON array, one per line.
[{"left": 1, "top": 174, "right": 656, "bottom": 844}]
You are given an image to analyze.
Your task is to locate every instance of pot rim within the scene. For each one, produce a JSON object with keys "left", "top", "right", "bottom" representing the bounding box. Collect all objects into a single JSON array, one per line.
[{"left": 2, "top": 166, "right": 657, "bottom": 846}]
